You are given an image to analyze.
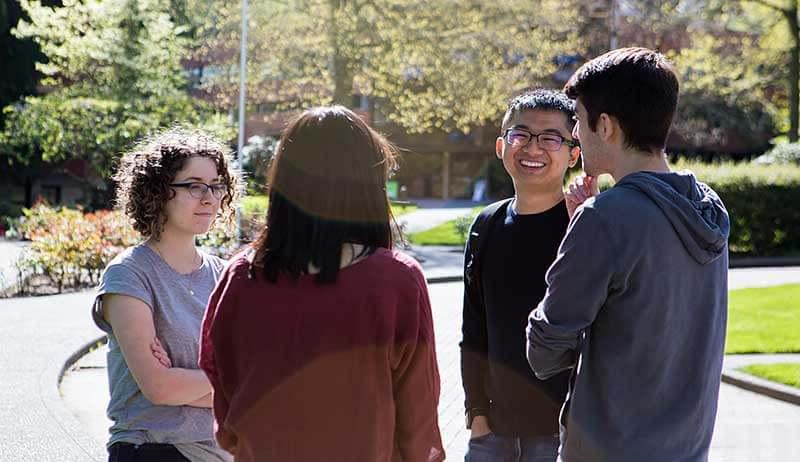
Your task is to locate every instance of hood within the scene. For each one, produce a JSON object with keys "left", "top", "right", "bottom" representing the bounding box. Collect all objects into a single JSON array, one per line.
[{"left": 616, "top": 171, "right": 729, "bottom": 265}]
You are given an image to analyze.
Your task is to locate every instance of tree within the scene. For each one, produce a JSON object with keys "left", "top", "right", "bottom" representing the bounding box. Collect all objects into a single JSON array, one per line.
[
  {"left": 594, "top": 0, "right": 782, "bottom": 155},
  {"left": 0, "top": 0, "right": 60, "bottom": 122},
  {"left": 695, "top": 0, "right": 798, "bottom": 142},
  {"left": 1, "top": 0, "right": 233, "bottom": 193},
  {"left": 15, "top": 0, "right": 189, "bottom": 99},
  {"left": 748, "top": 0, "right": 799, "bottom": 141},
  {"left": 194, "top": 0, "right": 581, "bottom": 134},
  {"left": 0, "top": 92, "right": 232, "bottom": 177}
]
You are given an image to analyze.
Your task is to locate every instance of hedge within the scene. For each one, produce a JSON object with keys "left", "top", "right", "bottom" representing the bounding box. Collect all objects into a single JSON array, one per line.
[
  {"left": 675, "top": 160, "right": 800, "bottom": 257},
  {"left": 585, "top": 161, "right": 800, "bottom": 256},
  {"left": 417, "top": 161, "right": 800, "bottom": 257}
]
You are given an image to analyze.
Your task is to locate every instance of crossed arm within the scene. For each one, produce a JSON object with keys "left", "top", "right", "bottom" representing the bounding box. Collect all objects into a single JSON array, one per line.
[{"left": 102, "top": 294, "right": 212, "bottom": 407}]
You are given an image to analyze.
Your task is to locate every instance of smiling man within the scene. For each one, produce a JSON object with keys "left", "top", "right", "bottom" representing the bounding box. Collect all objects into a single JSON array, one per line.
[{"left": 460, "top": 89, "right": 580, "bottom": 461}]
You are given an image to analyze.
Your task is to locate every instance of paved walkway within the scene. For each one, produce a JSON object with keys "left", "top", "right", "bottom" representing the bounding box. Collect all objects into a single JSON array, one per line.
[
  {"left": 0, "top": 290, "right": 104, "bottom": 461},
  {"left": 0, "top": 239, "right": 27, "bottom": 293},
  {"left": 397, "top": 201, "right": 478, "bottom": 234}
]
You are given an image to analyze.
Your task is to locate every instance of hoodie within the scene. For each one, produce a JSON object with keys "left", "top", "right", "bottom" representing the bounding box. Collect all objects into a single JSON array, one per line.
[{"left": 526, "top": 171, "right": 729, "bottom": 462}]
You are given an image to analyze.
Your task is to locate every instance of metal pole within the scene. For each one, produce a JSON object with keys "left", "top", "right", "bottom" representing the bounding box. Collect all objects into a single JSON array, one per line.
[
  {"left": 609, "top": 0, "right": 618, "bottom": 50},
  {"left": 235, "top": 0, "right": 249, "bottom": 243}
]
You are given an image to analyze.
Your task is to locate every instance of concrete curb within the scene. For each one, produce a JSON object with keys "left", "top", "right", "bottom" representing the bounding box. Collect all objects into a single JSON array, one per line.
[
  {"left": 60, "top": 335, "right": 108, "bottom": 384},
  {"left": 729, "top": 256, "right": 800, "bottom": 268},
  {"left": 721, "top": 354, "right": 800, "bottom": 407},
  {"left": 426, "top": 274, "right": 463, "bottom": 284},
  {"left": 721, "top": 369, "right": 800, "bottom": 406},
  {"left": 47, "top": 335, "right": 107, "bottom": 461}
]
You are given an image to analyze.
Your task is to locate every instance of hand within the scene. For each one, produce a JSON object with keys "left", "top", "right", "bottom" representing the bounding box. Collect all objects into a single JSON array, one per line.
[
  {"left": 150, "top": 337, "right": 172, "bottom": 368},
  {"left": 470, "top": 415, "right": 492, "bottom": 439},
  {"left": 187, "top": 392, "right": 212, "bottom": 408},
  {"left": 565, "top": 174, "right": 599, "bottom": 219}
]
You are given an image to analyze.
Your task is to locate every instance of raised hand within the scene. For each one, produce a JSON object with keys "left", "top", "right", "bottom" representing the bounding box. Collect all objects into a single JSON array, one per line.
[{"left": 565, "top": 174, "right": 600, "bottom": 219}]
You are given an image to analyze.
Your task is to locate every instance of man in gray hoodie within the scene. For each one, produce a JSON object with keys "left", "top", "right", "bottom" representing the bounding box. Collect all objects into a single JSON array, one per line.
[{"left": 526, "top": 47, "right": 730, "bottom": 462}]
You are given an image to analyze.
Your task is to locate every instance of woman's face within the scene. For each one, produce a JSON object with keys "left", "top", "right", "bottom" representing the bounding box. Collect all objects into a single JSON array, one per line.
[{"left": 162, "top": 156, "right": 224, "bottom": 238}]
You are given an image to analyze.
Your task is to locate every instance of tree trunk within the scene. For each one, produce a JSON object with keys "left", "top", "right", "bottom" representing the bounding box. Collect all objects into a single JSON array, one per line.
[
  {"left": 328, "top": 0, "right": 353, "bottom": 106},
  {"left": 24, "top": 175, "right": 33, "bottom": 207},
  {"left": 787, "top": 0, "right": 799, "bottom": 141}
]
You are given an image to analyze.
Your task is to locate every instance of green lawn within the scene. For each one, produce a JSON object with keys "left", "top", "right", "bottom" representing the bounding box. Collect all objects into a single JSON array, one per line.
[
  {"left": 391, "top": 203, "right": 418, "bottom": 217},
  {"left": 740, "top": 363, "right": 800, "bottom": 388},
  {"left": 239, "top": 195, "right": 417, "bottom": 218},
  {"left": 726, "top": 284, "right": 800, "bottom": 354},
  {"left": 241, "top": 195, "right": 268, "bottom": 217},
  {"left": 408, "top": 208, "right": 482, "bottom": 245}
]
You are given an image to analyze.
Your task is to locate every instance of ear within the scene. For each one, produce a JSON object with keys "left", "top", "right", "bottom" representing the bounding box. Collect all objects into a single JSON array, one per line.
[
  {"left": 568, "top": 146, "right": 580, "bottom": 168},
  {"left": 495, "top": 137, "right": 504, "bottom": 160},
  {"left": 597, "top": 113, "right": 615, "bottom": 142},
  {"left": 598, "top": 113, "right": 625, "bottom": 146}
]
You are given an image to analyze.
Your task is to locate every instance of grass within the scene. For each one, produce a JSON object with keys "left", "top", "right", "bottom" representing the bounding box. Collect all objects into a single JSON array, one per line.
[
  {"left": 740, "top": 363, "right": 800, "bottom": 388},
  {"left": 726, "top": 284, "right": 800, "bottom": 354},
  {"left": 391, "top": 203, "right": 418, "bottom": 217},
  {"left": 408, "top": 207, "right": 482, "bottom": 245},
  {"left": 239, "top": 195, "right": 418, "bottom": 218},
  {"left": 241, "top": 195, "right": 268, "bottom": 217}
]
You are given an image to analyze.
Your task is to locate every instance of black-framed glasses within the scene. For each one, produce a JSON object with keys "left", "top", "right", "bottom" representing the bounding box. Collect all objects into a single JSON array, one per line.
[
  {"left": 503, "top": 126, "right": 579, "bottom": 151},
  {"left": 170, "top": 182, "right": 228, "bottom": 200}
]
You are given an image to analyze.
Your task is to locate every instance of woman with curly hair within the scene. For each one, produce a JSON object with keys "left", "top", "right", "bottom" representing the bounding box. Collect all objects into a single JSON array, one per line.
[
  {"left": 198, "top": 106, "right": 445, "bottom": 462},
  {"left": 92, "top": 128, "right": 239, "bottom": 462}
]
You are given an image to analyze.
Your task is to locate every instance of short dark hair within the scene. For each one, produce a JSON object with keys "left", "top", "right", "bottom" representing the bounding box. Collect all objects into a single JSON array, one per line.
[
  {"left": 253, "top": 106, "right": 399, "bottom": 284},
  {"left": 563, "top": 47, "right": 680, "bottom": 153},
  {"left": 501, "top": 89, "right": 576, "bottom": 131},
  {"left": 113, "top": 128, "right": 240, "bottom": 240}
]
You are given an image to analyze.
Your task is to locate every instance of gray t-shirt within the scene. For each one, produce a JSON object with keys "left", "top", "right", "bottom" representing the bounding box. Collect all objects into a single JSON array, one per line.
[{"left": 93, "top": 244, "right": 232, "bottom": 462}]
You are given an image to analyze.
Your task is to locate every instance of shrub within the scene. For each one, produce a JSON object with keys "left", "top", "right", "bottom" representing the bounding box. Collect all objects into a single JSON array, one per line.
[
  {"left": 14, "top": 204, "right": 139, "bottom": 294},
  {"left": 196, "top": 226, "right": 242, "bottom": 259},
  {"left": 579, "top": 161, "right": 800, "bottom": 257},
  {"left": 754, "top": 142, "right": 800, "bottom": 165},
  {"left": 453, "top": 215, "right": 473, "bottom": 246},
  {"left": 414, "top": 161, "right": 800, "bottom": 257}
]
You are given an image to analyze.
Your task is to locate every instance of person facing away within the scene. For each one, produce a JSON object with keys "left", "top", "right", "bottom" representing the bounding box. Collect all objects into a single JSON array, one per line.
[
  {"left": 198, "top": 105, "right": 445, "bottom": 462},
  {"left": 526, "top": 47, "right": 730, "bottom": 462},
  {"left": 92, "top": 129, "right": 241, "bottom": 462},
  {"left": 460, "top": 89, "right": 581, "bottom": 462}
]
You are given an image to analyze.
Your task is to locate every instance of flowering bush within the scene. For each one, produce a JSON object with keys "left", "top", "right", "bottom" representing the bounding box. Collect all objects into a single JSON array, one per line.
[{"left": 15, "top": 204, "right": 139, "bottom": 294}]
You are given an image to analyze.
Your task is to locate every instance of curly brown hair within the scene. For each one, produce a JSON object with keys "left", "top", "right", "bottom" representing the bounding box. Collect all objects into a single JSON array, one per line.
[{"left": 113, "top": 128, "right": 241, "bottom": 240}]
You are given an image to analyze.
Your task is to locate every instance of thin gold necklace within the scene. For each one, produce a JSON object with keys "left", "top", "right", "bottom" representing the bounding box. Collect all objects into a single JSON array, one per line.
[{"left": 150, "top": 242, "right": 202, "bottom": 296}]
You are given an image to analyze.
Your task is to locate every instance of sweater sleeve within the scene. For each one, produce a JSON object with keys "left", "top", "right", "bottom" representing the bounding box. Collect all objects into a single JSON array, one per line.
[
  {"left": 199, "top": 261, "right": 238, "bottom": 455},
  {"left": 459, "top": 219, "right": 490, "bottom": 414},
  {"left": 526, "top": 207, "right": 616, "bottom": 380},
  {"left": 393, "top": 272, "right": 445, "bottom": 462}
]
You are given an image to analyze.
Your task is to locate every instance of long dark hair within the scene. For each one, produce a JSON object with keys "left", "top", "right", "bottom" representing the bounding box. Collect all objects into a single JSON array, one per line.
[{"left": 252, "top": 106, "right": 399, "bottom": 283}]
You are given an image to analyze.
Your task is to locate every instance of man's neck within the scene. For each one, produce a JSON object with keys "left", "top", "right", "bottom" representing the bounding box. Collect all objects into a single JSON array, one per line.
[
  {"left": 609, "top": 149, "right": 671, "bottom": 182},
  {"left": 513, "top": 187, "right": 565, "bottom": 215}
]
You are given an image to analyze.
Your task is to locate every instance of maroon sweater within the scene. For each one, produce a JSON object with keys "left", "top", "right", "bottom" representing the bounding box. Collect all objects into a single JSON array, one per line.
[{"left": 199, "top": 248, "right": 445, "bottom": 462}]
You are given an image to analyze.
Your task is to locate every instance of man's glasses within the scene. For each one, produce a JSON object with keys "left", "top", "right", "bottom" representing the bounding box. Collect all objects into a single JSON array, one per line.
[
  {"left": 503, "top": 127, "right": 579, "bottom": 151},
  {"left": 170, "top": 182, "right": 228, "bottom": 200}
]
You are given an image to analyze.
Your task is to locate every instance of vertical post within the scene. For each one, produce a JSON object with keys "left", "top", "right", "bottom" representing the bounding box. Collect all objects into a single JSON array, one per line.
[
  {"left": 442, "top": 152, "right": 450, "bottom": 200},
  {"left": 236, "top": 0, "right": 249, "bottom": 242},
  {"left": 787, "top": 0, "right": 799, "bottom": 141},
  {"left": 484, "top": 153, "right": 491, "bottom": 201},
  {"left": 608, "top": 0, "right": 618, "bottom": 50}
]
